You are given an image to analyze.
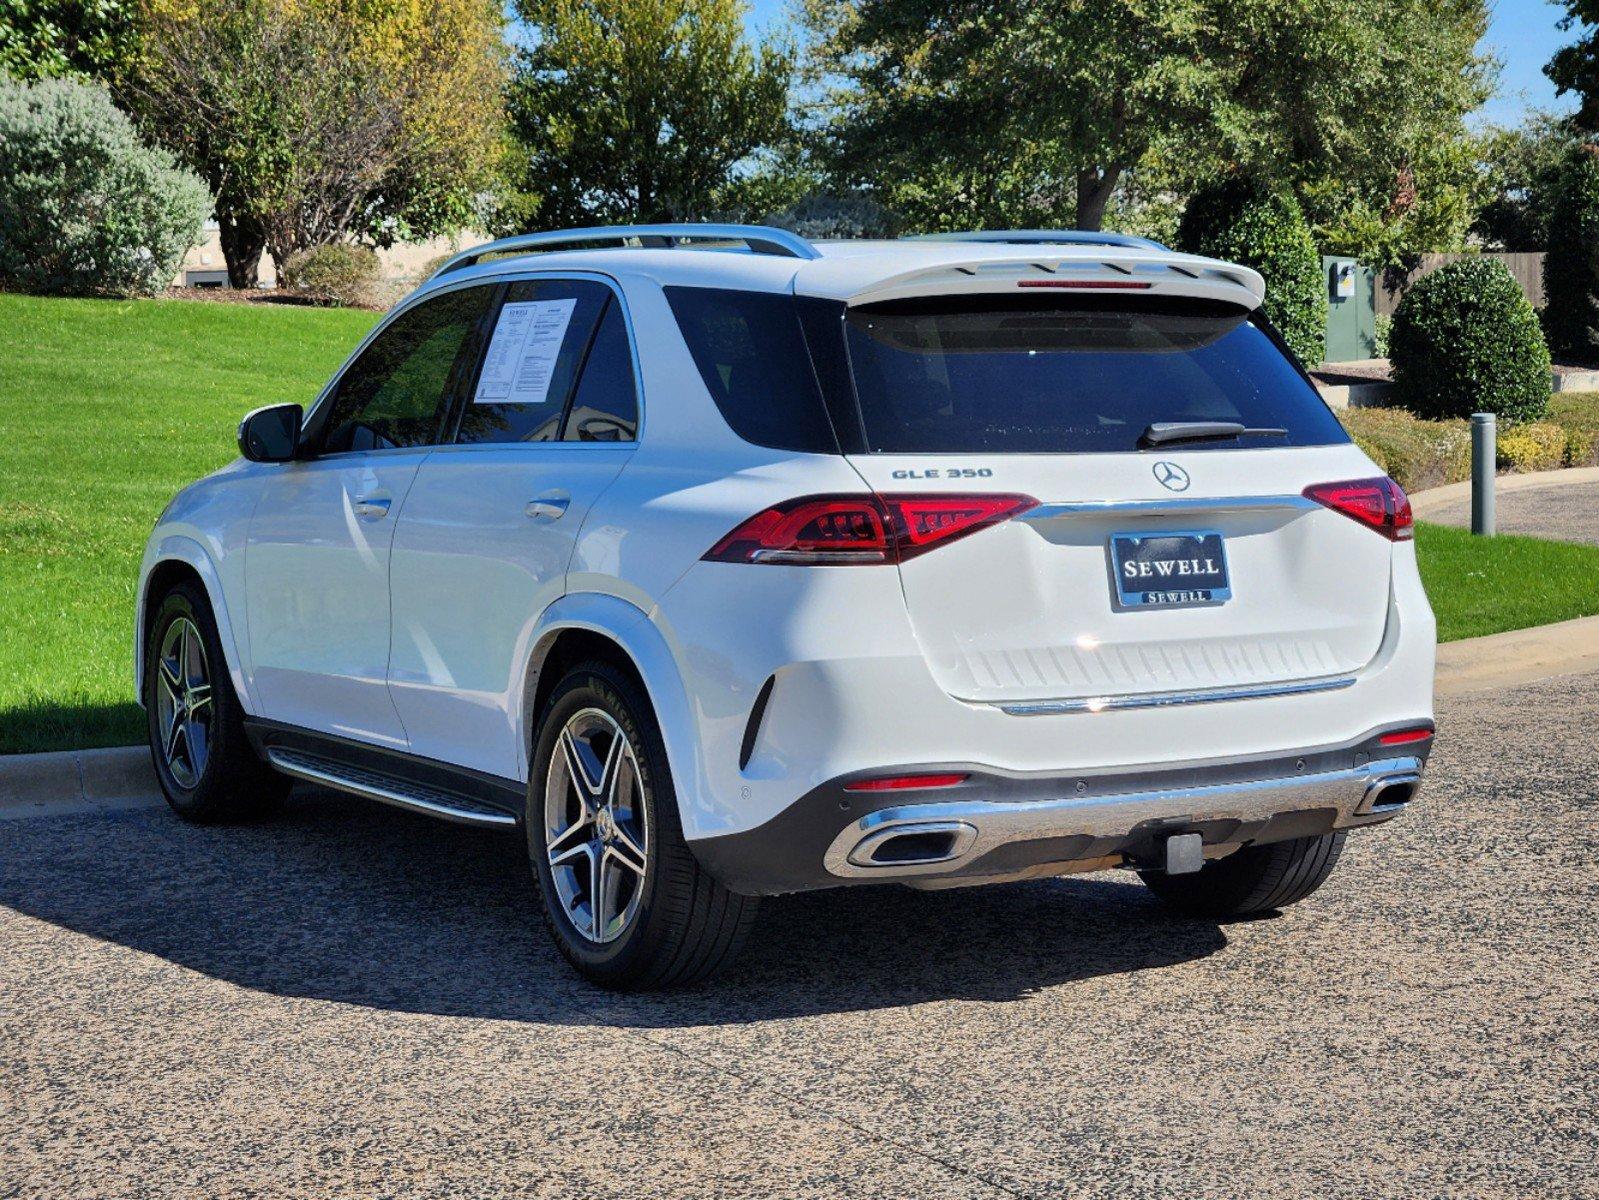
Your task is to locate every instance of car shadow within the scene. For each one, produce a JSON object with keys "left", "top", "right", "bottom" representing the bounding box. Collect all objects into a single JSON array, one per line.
[{"left": 0, "top": 788, "right": 1229, "bottom": 1028}]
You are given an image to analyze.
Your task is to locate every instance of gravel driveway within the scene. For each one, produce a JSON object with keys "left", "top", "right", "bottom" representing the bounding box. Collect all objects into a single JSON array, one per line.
[{"left": 3, "top": 674, "right": 1597, "bottom": 1199}]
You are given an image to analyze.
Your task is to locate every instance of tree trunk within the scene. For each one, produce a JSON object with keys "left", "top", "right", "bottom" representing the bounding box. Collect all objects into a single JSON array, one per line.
[
  {"left": 217, "top": 211, "right": 267, "bottom": 290},
  {"left": 1074, "top": 164, "right": 1122, "bottom": 232}
]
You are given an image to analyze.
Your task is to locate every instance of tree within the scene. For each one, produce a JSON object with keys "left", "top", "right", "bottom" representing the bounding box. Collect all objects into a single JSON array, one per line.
[
  {"left": 1549, "top": 0, "right": 1599, "bottom": 132},
  {"left": 1474, "top": 114, "right": 1583, "bottom": 251},
  {"left": 121, "top": 0, "right": 506, "bottom": 287},
  {"left": 800, "top": 0, "right": 1491, "bottom": 253},
  {"left": 1543, "top": 144, "right": 1599, "bottom": 362},
  {"left": 0, "top": 75, "right": 208, "bottom": 296},
  {"left": 1176, "top": 178, "right": 1327, "bottom": 365},
  {"left": 0, "top": 0, "right": 139, "bottom": 82},
  {"left": 502, "top": 0, "right": 792, "bottom": 230}
]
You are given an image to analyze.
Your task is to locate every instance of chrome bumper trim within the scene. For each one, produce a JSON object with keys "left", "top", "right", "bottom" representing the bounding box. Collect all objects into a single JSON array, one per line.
[
  {"left": 823, "top": 755, "right": 1423, "bottom": 880},
  {"left": 995, "top": 675, "right": 1357, "bottom": 716}
]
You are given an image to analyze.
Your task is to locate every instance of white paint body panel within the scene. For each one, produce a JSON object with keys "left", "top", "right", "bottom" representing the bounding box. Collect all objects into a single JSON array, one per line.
[{"left": 136, "top": 236, "right": 1436, "bottom": 866}]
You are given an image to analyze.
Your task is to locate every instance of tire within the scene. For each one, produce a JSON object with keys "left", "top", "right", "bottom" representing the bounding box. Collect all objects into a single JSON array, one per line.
[
  {"left": 145, "top": 580, "right": 288, "bottom": 823},
  {"left": 527, "top": 659, "right": 759, "bottom": 990},
  {"left": 1139, "top": 832, "right": 1347, "bottom": 918}
]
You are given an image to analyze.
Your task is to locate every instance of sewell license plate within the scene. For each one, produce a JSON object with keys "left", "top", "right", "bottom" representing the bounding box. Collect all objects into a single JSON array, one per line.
[{"left": 1109, "top": 531, "right": 1231, "bottom": 609}]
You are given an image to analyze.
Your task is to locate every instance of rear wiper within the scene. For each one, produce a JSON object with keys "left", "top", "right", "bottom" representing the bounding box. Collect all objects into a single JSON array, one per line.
[{"left": 1139, "top": 421, "right": 1289, "bottom": 448}]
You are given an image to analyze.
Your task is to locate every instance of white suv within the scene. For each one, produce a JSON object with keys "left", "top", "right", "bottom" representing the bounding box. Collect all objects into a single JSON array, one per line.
[{"left": 137, "top": 224, "right": 1436, "bottom": 989}]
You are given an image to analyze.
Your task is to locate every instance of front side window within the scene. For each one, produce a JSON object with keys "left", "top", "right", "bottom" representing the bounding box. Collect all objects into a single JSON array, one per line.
[
  {"left": 844, "top": 295, "right": 1350, "bottom": 454},
  {"left": 319, "top": 286, "right": 492, "bottom": 454},
  {"left": 455, "top": 279, "right": 611, "bottom": 445}
]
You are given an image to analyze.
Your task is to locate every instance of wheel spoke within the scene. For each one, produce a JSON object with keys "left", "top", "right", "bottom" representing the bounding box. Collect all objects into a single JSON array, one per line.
[
  {"left": 549, "top": 838, "right": 592, "bottom": 873},
  {"left": 598, "top": 730, "right": 625, "bottom": 804},
  {"left": 608, "top": 828, "right": 647, "bottom": 878},
  {"left": 559, "top": 726, "right": 602, "bottom": 797},
  {"left": 590, "top": 843, "right": 607, "bottom": 939},
  {"left": 158, "top": 656, "right": 183, "bottom": 703},
  {"left": 162, "top": 707, "right": 185, "bottom": 764},
  {"left": 186, "top": 681, "right": 212, "bottom": 716},
  {"left": 547, "top": 815, "right": 592, "bottom": 862}
]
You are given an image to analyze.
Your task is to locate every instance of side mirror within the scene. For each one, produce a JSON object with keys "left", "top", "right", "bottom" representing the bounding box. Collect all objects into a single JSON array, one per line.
[{"left": 238, "top": 404, "right": 302, "bottom": 463}]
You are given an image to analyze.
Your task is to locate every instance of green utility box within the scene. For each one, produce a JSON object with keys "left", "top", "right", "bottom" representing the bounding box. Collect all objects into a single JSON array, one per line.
[{"left": 1321, "top": 255, "right": 1376, "bottom": 364}]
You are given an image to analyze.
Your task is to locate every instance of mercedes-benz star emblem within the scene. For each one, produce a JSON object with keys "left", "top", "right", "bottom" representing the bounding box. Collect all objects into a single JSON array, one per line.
[{"left": 1152, "top": 461, "right": 1190, "bottom": 492}]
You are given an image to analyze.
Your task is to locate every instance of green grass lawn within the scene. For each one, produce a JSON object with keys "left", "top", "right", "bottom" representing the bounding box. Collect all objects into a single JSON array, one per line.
[
  {"left": 1413, "top": 521, "right": 1599, "bottom": 641},
  {"left": 3, "top": 293, "right": 1599, "bottom": 754},
  {"left": 0, "top": 293, "right": 377, "bottom": 754}
]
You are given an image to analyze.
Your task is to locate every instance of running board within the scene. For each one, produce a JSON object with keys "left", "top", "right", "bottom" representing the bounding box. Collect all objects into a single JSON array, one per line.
[{"left": 265, "top": 747, "right": 518, "bottom": 828}]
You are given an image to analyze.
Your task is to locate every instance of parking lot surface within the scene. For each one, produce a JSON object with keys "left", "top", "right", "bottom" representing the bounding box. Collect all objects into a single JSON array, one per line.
[{"left": 3, "top": 673, "right": 1597, "bottom": 1199}]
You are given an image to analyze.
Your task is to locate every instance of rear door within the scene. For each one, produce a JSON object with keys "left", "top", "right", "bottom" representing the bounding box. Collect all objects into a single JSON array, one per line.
[
  {"left": 387, "top": 276, "right": 640, "bottom": 781},
  {"left": 837, "top": 294, "right": 1392, "bottom": 705}
]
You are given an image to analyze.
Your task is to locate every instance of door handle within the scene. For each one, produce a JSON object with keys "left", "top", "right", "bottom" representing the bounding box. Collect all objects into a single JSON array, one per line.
[
  {"left": 353, "top": 495, "right": 391, "bottom": 520},
  {"left": 525, "top": 491, "right": 570, "bottom": 522}
]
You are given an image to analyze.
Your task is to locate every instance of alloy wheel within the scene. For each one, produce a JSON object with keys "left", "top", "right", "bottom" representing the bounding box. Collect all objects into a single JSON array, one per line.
[
  {"left": 543, "top": 707, "right": 650, "bottom": 944},
  {"left": 154, "top": 616, "right": 213, "bottom": 789}
]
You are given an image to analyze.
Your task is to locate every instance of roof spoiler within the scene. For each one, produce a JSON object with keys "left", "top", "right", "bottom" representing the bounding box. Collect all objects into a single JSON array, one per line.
[{"left": 909, "top": 229, "right": 1171, "bottom": 252}]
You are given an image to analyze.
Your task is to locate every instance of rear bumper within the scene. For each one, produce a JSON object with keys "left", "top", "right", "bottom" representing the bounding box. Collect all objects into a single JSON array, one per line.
[{"left": 690, "top": 725, "right": 1431, "bottom": 895}]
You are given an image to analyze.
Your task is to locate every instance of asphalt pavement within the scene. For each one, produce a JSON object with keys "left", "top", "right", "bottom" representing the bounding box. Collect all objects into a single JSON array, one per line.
[{"left": 3, "top": 672, "right": 1597, "bottom": 1198}]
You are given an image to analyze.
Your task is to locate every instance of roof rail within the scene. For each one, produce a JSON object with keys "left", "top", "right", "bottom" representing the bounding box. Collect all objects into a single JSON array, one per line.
[
  {"left": 432, "top": 223, "right": 819, "bottom": 277},
  {"left": 910, "top": 229, "right": 1170, "bottom": 252}
]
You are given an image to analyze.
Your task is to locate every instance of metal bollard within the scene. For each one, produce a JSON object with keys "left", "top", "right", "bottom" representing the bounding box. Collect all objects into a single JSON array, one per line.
[{"left": 1471, "top": 412, "right": 1496, "bottom": 536}]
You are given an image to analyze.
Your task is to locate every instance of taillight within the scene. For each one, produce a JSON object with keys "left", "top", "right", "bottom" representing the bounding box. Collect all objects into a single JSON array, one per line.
[
  {"left": 704, "top": 493, "right": 1037, "bottom": 565},
  {"left": 1303, "top": 477, "right": 1414, "bottom": 541}
]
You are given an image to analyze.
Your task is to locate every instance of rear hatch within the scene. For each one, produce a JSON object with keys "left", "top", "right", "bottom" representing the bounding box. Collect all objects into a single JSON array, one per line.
[{"left": 838, "top": 294, "right": 1395, "bottom": 705}]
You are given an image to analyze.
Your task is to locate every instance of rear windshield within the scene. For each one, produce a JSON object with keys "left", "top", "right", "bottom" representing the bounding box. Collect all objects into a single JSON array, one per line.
[{"left": 843, "top": 296, "right": 1348, "bottom": 454}]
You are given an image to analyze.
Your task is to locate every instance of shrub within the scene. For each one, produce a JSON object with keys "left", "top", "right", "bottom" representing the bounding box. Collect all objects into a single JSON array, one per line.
[
  {"left": 0, "top": 76, "right": 209, "bottom": 298},
  {"left": 1336, "top": 406, "right": 1472, "bottom": 492},
  {"left": 1176, "top": 177, "right": 1327, "bottom": 366},
  {"left": 1388, "top": 258, "right": 1551, "bottom": 423},
  {"left": 1543, "top": 144, "right": 1599, "bottom": 361},
  {"left": 279, "top": 244, "right": 382, "bottom": 308},
  {"left": 1547, "top": 392, "right": 1599, "bottom": 465},
  {"left": 1374, "top": 312, "right": 1393, "bottom": 359},
  {"left": 1497, "top": 422, "right": 1567, "bottom": 472}
]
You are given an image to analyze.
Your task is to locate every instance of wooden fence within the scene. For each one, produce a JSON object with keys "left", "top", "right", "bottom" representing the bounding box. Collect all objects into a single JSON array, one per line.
[{"left": 1376, "top": 252, "right": 1544, "bottom": 317}]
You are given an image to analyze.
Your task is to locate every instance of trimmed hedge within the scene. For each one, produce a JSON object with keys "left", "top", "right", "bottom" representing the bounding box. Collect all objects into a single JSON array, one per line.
[
  {"left": 1337, "top": 394, "right": 1599, "bottom": 489},
  {"left": 1543, "top": 145, "right": 1599, "bottom": 362},
  {"left": 1176, "top": 177, "right": 1326, "bottom": 367},
  {"left": 0, "top": 76, "right": 209, "bottom": 298},
  {"left": 1497, "top": 422, "right": 1566, "bottom": 472},
  {"left": 279, "top": 244, "right": 382, "bottom": 308},
  {"left": 1337, "top": 406, "right": 1472, "bottom": 492},
  {"left": 1388, "top": 258, "right": 1550, "bottom": 423}
]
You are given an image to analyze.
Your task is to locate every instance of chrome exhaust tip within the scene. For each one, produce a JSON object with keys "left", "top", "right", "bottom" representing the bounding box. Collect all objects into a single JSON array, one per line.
[
  {"left": 1360, "top": 773, "right": 1421, "bottom": 816},
  {"left": 846, "top": 820, "right": 978, "bottom": 868}
]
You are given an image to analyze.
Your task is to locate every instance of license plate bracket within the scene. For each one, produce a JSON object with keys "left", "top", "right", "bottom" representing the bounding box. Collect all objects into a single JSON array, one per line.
[{"left": 1108, "top": 530, "right": 1231, "bottom": 610}]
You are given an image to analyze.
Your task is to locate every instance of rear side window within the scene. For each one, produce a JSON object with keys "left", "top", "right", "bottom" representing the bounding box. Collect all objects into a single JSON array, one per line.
[
  {"left": 320, "top": 285, "right": 492, "bottom": 454},
  {"left": 456, "top": 279, "right": 610, "bottom": 445},
  {"left": 563, "top": 300, "right": 639, "bottom": 442},
  {"left": 665, "top": 286, "right": 837, "bottom": 453},
  {"left": 843, "top": 296, "right": 1349, "bottom": 454}
]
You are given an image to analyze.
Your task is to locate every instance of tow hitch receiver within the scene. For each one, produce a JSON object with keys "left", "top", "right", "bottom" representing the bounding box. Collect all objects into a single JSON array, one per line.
[{"left": 1164, "top": 833, "right": 1205, "bottom": 875}]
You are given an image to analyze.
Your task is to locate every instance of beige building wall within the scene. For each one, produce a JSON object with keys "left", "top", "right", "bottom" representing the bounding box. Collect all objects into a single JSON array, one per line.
[{"left": 175, "top": 223, "right": 491, "bottom": 289}]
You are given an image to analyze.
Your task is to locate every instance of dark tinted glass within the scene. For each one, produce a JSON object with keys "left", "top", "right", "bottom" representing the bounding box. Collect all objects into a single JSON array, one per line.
[
  {"left": 456, "top": 279, "right": 609, "bottom": 445},
  {"left": 665, "top": 286, "right": 837, "bottom": 453},
  {"left": 844, "top": 296, "right": 1349, "bottom": 454},
  {"left": 563, "top": 301, "right": 638, "bottom": 442},
  {"left": 321, "top": 286, "right": 491, "bottom": 454}
]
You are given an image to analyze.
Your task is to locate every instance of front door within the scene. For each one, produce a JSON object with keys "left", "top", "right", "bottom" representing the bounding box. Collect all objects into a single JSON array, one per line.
[
  {"left": 388, "top": 277, "right": 641, "bottom": 780},
  {"left": 244, "top": 283, "right": 495, "bottom": 748}
]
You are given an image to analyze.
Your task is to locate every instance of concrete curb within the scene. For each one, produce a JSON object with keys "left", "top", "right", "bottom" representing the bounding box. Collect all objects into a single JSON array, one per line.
[
  {"left": 1409, "top": 466, "right": 1599, "bottom": 519},
  {"left": 0, "top": 746, "right": 160, "bottom": 820},
  {"left": 1434, "top": 614, "right": 1599, "bottom": 697}
]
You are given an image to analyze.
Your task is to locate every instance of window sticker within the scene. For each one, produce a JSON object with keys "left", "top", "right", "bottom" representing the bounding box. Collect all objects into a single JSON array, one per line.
[{"left": 474, "top": 299, "right": 578, "bottom": 405}]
